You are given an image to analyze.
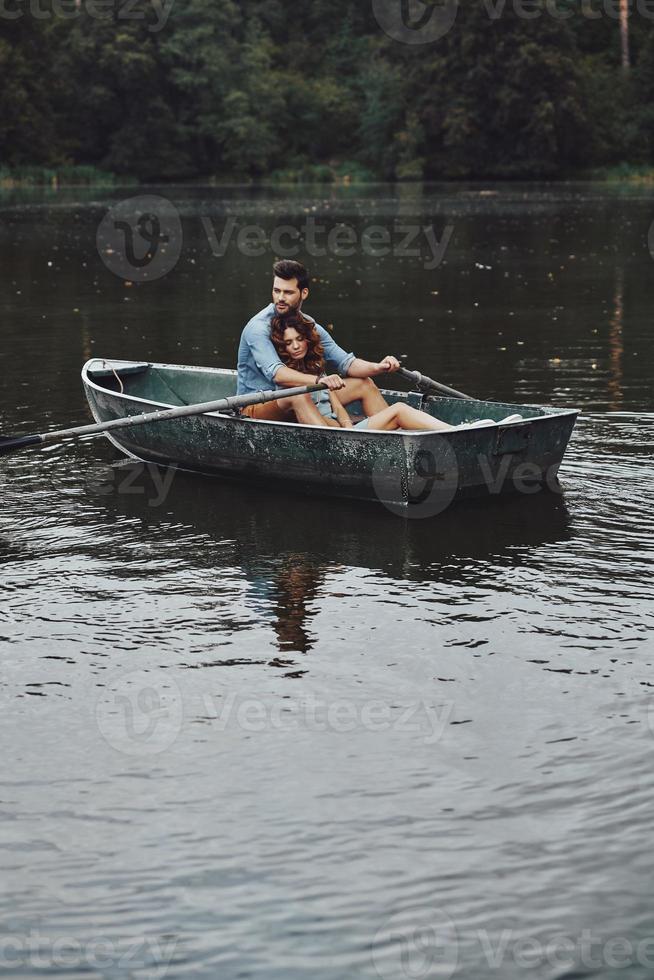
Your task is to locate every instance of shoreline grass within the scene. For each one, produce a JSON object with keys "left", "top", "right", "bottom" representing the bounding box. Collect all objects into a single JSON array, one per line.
[
  {"left": 0, "top": 165, "right": 132, "bottom": 188},
  {"left": 4, "top": 162, "right": 654, "bottom": 189},
  {"left": 577, "top": 163, "right": 654, "bottom": 183}
]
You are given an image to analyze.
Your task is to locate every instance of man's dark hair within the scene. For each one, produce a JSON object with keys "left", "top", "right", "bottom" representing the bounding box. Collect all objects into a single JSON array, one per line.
[{"left": 273, "top": 259, "right": 309, "bottom": 292}]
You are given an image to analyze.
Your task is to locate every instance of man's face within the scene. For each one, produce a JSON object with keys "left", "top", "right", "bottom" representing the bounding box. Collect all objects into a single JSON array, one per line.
[{"left": 272, "top": 276, "right": 308, "bottom": 315}]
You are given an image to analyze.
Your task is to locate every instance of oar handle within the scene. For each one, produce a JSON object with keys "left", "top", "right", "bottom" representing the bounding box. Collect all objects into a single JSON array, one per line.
[{"left": 398, "top": 366, "right": 473, "bottom": 401}]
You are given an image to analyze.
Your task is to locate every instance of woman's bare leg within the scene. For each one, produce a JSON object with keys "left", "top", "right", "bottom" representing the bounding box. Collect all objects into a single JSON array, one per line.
[
  {"left": 365, "top": 403, "right": 452, "bottom": 431},
  {"left": 338, "top": 377, "right": 389, "bottom": 416},
  {"left": 277, "top": 393, "right": 335, "bottom": 426}
]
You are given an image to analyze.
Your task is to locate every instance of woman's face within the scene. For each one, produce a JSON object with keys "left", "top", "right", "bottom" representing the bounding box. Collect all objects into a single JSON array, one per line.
[{"left": 282, "top": 326, "right": 309, "bottom": 362}]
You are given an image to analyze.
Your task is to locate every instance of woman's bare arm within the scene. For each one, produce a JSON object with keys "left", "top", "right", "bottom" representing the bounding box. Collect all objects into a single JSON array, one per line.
[{"left": 329, "top": 391, "right": 354, "bottom": 428}]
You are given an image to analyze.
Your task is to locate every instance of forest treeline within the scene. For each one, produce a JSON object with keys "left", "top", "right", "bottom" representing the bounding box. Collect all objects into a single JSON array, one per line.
[{"left": 2, "top": 0, "right": 654, "bottom": 181}]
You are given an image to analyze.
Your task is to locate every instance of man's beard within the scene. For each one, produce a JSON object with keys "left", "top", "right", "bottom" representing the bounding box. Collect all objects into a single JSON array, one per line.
[{"left": 275, "top": 298, "right": 301, "bottom": 315}]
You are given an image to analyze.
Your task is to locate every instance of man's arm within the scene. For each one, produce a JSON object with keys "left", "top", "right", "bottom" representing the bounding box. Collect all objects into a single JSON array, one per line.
[
  {"left": 273, "top": 364, "right": 345, "bottom": 391},
  {"left": 313, "top": 325, "right": 400, "bottom": 379},
  {"left": 345, "top": 356, "right": 401, "bottom": 378}
]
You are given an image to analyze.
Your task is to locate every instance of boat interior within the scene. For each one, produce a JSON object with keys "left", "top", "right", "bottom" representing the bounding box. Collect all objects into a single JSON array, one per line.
[{"left": 85, "top": 360, "right": 553, "bottom": 425}]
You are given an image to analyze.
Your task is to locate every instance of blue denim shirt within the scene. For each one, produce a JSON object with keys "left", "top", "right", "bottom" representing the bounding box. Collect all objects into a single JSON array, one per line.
[{"left": 236, "top": 304, "right": 355, "bottom": 395}]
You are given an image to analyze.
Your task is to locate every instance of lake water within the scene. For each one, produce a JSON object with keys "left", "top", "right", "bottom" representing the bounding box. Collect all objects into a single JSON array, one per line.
[{"left": 1, "top": 183, "right": 653, "bottom": 979}]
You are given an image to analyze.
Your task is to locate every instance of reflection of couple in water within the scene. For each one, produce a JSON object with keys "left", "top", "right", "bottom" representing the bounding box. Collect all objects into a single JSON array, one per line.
[{"left": 271, "top": 555, "right": 323, "bottom": 655}]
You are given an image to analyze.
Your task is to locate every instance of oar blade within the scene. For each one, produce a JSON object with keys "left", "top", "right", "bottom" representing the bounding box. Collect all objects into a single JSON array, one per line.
[{"left": 0, "top": 434, "right": 43, "bottom": 457}]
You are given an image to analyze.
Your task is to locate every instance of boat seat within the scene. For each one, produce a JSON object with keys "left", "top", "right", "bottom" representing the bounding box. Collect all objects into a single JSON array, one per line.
[{"left": 88, "top": 362, "right": 149, "bottom": 380}]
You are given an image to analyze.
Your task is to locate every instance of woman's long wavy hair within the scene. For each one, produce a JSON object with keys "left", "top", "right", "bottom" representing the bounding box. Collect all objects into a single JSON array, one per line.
[{"left": 271, "top": 311, "right": 325, "bottom": 375}]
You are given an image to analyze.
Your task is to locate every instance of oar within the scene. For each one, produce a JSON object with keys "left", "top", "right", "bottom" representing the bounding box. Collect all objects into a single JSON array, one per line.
[
  {"left": 398, "top": 366, "right": 474, "bottom": 401},
  {"left": 0, "top": 383, "right": 329, "bottom": 458}
]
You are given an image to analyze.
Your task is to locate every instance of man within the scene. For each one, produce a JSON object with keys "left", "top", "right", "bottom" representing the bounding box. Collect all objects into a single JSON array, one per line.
[{"left": 237, "top": 259, "right": 400, "bottom": 424}]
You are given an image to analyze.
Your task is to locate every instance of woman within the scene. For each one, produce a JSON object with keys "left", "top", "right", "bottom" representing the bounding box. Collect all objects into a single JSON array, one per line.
[{"left": 271, "top": 312, "right": 453, "bottom": 432}]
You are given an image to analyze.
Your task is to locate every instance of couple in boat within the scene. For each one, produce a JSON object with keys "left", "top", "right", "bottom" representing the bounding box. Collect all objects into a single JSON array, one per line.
[{"left": 236, "top": 259, "right": 451, "bottom": 432}]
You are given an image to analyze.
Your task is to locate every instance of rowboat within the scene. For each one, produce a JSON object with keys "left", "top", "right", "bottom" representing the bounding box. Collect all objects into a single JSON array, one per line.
[{"left": 82, "top": 358, "right": 579, "bottom": 512}]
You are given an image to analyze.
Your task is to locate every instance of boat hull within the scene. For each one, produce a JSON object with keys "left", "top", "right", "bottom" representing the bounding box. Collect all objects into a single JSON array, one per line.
[{"left": 82, "top": 359, "right": 579, "bottom": 512}]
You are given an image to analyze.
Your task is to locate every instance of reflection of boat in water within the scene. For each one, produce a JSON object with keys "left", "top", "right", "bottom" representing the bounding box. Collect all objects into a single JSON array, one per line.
[{"left": 94, "top": 463, "right": 573, "bottom": 653}]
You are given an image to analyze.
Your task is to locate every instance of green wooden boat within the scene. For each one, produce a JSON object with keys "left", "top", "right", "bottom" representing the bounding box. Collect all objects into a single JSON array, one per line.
[{"left": 82, "top": 358, "right": 578, "bottom": 512}]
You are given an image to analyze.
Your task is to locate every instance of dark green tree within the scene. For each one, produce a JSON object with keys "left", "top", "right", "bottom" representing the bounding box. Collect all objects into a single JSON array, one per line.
[
  {"left": 406, "top": 0, "right": 593, "bottom": 177},
  {"left": 0, "top": 18, "right": 59, "bottom": 166},
  {"left": 161, "top": 0, "right": 241, "bottom": 175},
  {"left": 3, "top": 0, "right": 654, "bottom": 181}
]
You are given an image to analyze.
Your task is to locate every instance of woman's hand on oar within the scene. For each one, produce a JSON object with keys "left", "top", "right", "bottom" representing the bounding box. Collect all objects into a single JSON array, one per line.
[
  {"left": 398, "top": 366, "right": 474, "bottom": 401},
  {"left": 0, "top": 382, "right": 329, "bottom": 459}
]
